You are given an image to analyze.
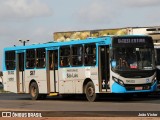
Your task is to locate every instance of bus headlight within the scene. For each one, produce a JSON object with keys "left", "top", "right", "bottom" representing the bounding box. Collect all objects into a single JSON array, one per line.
[{"left": 112, "top": 76, "right": 124, "bottom": 86}]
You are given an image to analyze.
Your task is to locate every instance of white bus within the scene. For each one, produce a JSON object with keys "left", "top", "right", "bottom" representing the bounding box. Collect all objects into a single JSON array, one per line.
[{"left": 3, "top": 35, "right": 157, "bottom": 101}]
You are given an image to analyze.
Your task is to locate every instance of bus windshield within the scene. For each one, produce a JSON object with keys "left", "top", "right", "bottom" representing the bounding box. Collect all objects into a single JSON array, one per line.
[{"left": 111, "top": 47, "right": 155, "bottom": 71}]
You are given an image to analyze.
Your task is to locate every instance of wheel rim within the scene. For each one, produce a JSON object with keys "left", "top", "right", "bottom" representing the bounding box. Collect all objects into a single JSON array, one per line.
[
  {"left": 87, "top": 86, "right": 94, "bottom": 97},
  {"left": 31, "top": 86, "right": 36, "bottom": 97}
]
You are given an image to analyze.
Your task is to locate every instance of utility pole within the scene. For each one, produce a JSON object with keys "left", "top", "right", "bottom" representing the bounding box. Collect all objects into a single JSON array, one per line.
[{"left": 19, "top": 40, "right": 30, "bottom": 46}]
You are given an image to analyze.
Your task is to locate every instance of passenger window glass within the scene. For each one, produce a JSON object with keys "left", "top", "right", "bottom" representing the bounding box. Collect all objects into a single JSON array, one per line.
[
  {"left": 36, "top": 48, "right": 46, "bottom": 68},
  {"left": 72, "top": 45, "right": 83, "bottom": 66},
  {"left": 26, "top": 49, "right": 35, "bottom": 69},
  {"left": 60, "top": 46, "right": 70, "bottom": 67},
  {"left": 5, "top": 51, "right": 15, "bottom": 70},
  {"left": 84, "top": 44, "right": 96, "bottom": 66}
]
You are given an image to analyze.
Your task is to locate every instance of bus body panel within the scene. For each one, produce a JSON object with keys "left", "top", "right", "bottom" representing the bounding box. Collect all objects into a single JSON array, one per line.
[
  {"left": 111, "top": 81, "right": 157, "bottom": 93},
  {"left": 110, "top": 70, "right": 157, "bottom": 93},
  {"left": 25, "top": 69, "right": 48, "bottom": 94},
  {"left": 18, "top": 71, "right": 25, "bottom": 92},
  {"left": 49, "top": 70, "right": 59, "bottom": 92},
  {"left": 3, "top": 71, "right": 17, "bottom": 93},
  {"left": 116, "top": 73, "right": 156, "bottom": 84},
  {"left": 58, "top": 67, "right": 99, "bottom": 94}
]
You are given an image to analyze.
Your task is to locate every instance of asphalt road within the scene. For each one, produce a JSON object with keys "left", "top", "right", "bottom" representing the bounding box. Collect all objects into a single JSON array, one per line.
[{"left": 0, "top": 93, "right": 160, "bottom": 117}]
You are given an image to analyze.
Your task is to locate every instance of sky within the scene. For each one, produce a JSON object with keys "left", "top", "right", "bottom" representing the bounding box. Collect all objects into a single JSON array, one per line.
[{"left": 0, "top": 0, "right": 160, "bottom": 70}]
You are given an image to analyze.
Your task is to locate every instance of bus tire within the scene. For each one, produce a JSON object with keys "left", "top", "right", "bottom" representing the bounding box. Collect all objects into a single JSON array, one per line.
[
  {"left": 85, "top": 81, "right": 97, "bottom": 102},
  {"left": 30, "top": 82, "right": 40, "bottom": 100}
]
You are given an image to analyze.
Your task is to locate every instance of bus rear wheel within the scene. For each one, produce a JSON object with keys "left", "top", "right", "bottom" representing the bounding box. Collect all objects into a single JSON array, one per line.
[
  {"left": 85, "top": 81, "right": 97, "bottom": 102},
  {"left": 30, "top": 82, "right": 40, "bottom": 100}
]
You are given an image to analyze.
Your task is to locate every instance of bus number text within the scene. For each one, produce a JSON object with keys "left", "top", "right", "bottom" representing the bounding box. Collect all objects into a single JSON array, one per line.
[{"left": 30, "top": 71, "right": 35, "bottom": 76}]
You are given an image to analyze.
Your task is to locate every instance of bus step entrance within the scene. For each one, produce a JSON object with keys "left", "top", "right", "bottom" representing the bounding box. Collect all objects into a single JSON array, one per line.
[
  {"left": 102, "top": 89, "right": 106, "bottom": 92},
  {"left": 48, "top": 93, "right": 58, "bottom": 96}
]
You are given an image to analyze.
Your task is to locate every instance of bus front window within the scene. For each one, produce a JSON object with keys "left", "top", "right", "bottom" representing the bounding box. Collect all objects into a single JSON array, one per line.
[{"left": 111, "top": 47, "right": 155, "bottom": 71}]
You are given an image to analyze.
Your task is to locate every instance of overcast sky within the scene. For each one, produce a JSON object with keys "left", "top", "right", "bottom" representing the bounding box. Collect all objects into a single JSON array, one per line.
[{"left": 0, "top": 0, "right": 160, "bottom": 69}]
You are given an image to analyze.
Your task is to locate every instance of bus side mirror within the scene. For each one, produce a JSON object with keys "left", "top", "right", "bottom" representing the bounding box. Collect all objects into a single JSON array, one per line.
[{"left": 111, "top": 60, "right": 116, "bottom": 68}]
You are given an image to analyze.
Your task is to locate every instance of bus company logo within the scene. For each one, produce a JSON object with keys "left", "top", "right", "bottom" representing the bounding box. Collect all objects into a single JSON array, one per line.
[
  {"left": 146, "top": 79, "right": 150, "bottom": 83},
  {"left": 2, "top": 112, "right": 11, "bottom": 117}
]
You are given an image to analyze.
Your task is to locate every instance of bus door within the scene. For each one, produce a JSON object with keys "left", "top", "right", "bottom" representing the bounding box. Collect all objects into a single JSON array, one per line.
[
  {"left": 47, "top": 50, "right": 58, "bottom": 93},
  {"left": 16, "top": 51, "right": 25, "bottom": 93},
  {"left": 98, "top": 45, "right": 110, "bottom": 92}
]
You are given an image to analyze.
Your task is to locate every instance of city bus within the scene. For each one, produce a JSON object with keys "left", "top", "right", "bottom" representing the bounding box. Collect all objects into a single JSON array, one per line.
[
  {"left": 154, "top": 45, "right": 160, "bottom": 90},
  {"left": 2, "top": 35, "right": 157, "bottom": 101}
]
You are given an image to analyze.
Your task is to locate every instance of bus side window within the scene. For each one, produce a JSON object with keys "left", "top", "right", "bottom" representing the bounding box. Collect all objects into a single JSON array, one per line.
[
  {"left": 60, "top": 46, "right": 70, "bottom": 67},
  {"left": 84, "top": 44, "right": 96, "bottom": 66},
  {"left": 26, "top": 49, "right": 35, "bottom": 69},
  {"left": 71, "top": 45, "right": 83, "bottom": 66},
  {"left": 36, "top": 48, "right": 46, "bottom": 68},
  {"left": 5, "top": 51, "right": 16, "bottom": 70}
]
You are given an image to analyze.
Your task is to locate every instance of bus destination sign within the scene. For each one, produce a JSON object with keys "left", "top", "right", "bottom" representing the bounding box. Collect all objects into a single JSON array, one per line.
[
  {"left": 118, "top": 38, "right": 145, "bottom": 44},
  {"left": 112, "top": 36, "right": 153, "bottom": 47}
]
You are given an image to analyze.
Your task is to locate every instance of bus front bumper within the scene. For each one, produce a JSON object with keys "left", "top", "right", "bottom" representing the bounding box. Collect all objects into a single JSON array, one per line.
[{"left": 111, "top": 81, "right": 157, "bottom": 93}]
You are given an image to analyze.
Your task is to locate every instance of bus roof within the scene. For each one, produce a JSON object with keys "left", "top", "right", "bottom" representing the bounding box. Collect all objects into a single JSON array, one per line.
[
  {"left": 4, "top": 36, "right": 110, "bottom": 51},
  {"left": 4, "top": 35, "right": 151, "bottom": 51}
]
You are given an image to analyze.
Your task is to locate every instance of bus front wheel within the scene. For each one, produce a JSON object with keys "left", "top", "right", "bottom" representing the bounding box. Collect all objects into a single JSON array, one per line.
[
  {"left": 85, "top": 81, "right": 97, "bottom": 102},
  {"left": 30, "top": 82, "right": 40, "bottom": 100}
]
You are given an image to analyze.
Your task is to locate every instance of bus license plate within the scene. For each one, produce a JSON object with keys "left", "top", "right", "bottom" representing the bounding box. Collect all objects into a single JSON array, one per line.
[{"left": 135, "top": 87, "right": 143, "bottom": 90}]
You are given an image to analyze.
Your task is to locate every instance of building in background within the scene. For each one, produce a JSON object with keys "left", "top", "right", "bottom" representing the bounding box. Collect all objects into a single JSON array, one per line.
[
  {"left": 53, "top": 28, "right": 127, "bottom": 42},
  {"left": 53, "top": 26, "right": 160, "bottom": 45},
  {"left": 127, "top": 26, "right": 160, "bottom": 45}
]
